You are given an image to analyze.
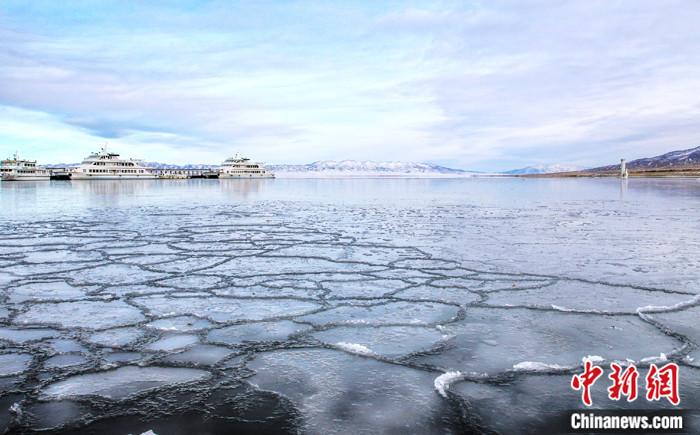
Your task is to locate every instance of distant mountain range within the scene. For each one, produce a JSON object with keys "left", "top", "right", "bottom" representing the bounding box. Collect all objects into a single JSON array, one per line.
[
  {"left": 587, "top": 145, "right": 700, "bottom": 172},
  {"left": 268, "top": 160, "right": 480, "bottom": 177},
  {"left": 502, "top": 164, "right": 584, "bottom": 175},
  {"left": 520, "top": 146, "right": 700, "bottom": 177},
  {"left": 504, "top": 146, "right": 700, "bottom": 175},
  {"left": 45, "top": 146, "right": 700, "bottom": 178}
]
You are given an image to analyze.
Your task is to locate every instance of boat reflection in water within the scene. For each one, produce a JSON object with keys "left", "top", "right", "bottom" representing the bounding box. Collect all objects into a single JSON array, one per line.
[
  {"left": 67, "top": 178, "right": 272, "bottom": 206},
  {"left": 219, "top": 178, "right": 270, "bottom": 199}
]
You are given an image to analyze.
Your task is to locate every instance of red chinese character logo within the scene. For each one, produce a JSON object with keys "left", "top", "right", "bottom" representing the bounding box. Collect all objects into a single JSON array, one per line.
[
  {"left": 571, "top": 360, "right": 604, "bottom": 406},
  {"left": 646, "top": 362, "right": 680, "bottom": 405},
  {"left": 608, "top": 363, "right": 638, "bottom": 402}
]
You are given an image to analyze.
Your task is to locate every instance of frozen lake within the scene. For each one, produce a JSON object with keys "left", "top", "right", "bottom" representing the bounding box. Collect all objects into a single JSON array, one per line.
[{"left": 1, "top": 178, "right": 699, "bottom": 433}]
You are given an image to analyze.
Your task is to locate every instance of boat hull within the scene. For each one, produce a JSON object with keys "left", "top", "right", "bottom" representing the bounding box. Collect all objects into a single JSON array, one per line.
[
  {"left": 219, "top": 174, "right": 275, "bottom": 179},
  {"left": 70, "top": 174, "right": 158, "bottom": 180},
  {"left": 1, "top": 174, "right": 51, "bottom": 181}
]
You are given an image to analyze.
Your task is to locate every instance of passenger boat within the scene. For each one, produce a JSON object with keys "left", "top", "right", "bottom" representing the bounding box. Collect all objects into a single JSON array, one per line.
[
  {"left": 71, "top": 147, "right": 156, "bottom": 179},
  {"left": 218, "top": 154, "right": 274, "bottom": 178},
  {"left": 0, "top": 153, "right": 50, "bottom": 181}
]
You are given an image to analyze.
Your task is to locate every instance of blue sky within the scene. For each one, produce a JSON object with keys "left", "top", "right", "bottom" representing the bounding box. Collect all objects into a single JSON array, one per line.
[{"left": 1, "top": 1, "right": 699, "bottom": 170}]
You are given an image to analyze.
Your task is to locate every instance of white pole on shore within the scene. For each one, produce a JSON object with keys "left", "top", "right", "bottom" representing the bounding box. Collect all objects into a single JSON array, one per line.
[{"left": 620, "top": 159, "right": 628, "bottom": 178}]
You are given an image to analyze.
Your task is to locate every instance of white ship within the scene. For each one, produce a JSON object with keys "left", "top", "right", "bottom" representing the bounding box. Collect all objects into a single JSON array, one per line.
[
  {"left": 219, "top": 154, "right": 275, "bottom": 178},
  {"left": 0, "top": 153, "right": 50, "bottom": 181},
  {"left": 71, "top": 147, "right": 156, "bottom": 180}
]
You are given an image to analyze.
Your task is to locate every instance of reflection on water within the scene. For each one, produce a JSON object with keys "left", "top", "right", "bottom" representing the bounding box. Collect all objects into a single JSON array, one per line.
[
  {"left": 75, "top": 179, "right": 153, "bottom": 195},
  {"left": 218, "top": 178, "right": 267, "bottom": 198},
  {"left": 619, "top": 178, "right": 628, "bottom": 201},
  {"left": 2, "top": 177, "right": 700, "bottom": 220},
  {"left": 0, "top": 179, "right": 274, "bottom": 217}
]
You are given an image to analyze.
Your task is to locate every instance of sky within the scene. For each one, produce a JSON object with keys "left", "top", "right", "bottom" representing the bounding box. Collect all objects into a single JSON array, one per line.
[{"left": 1, "top": 0, "right": 700, "bottom": 171}]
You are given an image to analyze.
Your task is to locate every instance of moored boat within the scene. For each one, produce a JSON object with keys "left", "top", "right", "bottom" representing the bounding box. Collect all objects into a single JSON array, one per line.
[
  {"left": 71, "top": 147, "right": 156, "bottom": 180},
  {"left": 218, "top": 154, "right": 274, "bottom": 178},
  {"left": 0, "top": 153, "right": 50, "bottom": 181}
]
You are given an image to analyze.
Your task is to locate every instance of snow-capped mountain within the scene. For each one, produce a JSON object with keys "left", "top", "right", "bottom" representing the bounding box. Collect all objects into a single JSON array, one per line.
[
  {"left": 43, "top": 162, "right": 80, "bottom": 169},
  {"left": 502, "top": 164, "right": 584, "bottom": 175},
  {"left": 590, "top": 145, "right": 700, "bottom": 172},
  {"left": 268, "top": 160, "right": 478, "bottom": 177}
]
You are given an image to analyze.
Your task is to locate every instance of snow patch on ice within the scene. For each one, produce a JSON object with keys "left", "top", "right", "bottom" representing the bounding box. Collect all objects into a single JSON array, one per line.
[
  {"left": 550, "top": 304, "right": 611, "bottom": 314},
  {"left": 636, "top": 295, "right": 700, "bottom": 314},
  {"left": 551, "top": 304, "right": 576, "bottom": 312},
  {"left": 434, "top": 371, "right": 463, "bottom": 398},
  {"left": 334, "top": 342, "right": 375, "bottom": 356},
  {"left": 641, "top": 353, "right": 668, "bottom": 363},
  {"left": 9, "top": 402, "right": 22, "bottom": 418},
  {"left": 582, "top": 355, "right": 605, "bottom": 363},
  {"left": 511, "top": 361, "right": 569, "bottom": 372}
]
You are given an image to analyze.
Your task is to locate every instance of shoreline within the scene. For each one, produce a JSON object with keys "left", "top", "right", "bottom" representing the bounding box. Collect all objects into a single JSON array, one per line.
[{"left": 521, "top": 169, "right": 700, "bottom": 178}]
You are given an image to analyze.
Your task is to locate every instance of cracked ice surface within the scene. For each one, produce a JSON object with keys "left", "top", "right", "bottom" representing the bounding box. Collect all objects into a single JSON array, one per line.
[{"left": 1, "top": 178, "right": 700, "bottom": 433}]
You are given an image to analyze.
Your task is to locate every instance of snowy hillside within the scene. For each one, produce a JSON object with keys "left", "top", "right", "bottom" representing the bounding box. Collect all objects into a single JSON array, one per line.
[
  {"left": 503, "top": 164, "right": 584, "bottom": 175},
  {"left": 269, "top": 160, "right": 478, "bottom": 177},
  {"left": 591, "top": 146, "right": 700, "bottom": 171}
]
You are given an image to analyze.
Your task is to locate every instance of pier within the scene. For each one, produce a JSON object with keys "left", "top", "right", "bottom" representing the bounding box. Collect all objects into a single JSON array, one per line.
[{"left": 147, "top": 168, "right": 219, "bottom": 178}]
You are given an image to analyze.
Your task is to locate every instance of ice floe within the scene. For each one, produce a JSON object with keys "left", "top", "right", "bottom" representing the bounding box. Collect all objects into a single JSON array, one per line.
[
  {"left": 298, "top": 301, "right": 460, "bottom": 326},
  {"left": 15, "top": 301, "right": 145, "bottom": 329},
  {"left": 41, "top": 366, "right": 211, "bottom": 400},
  {"left": 312, "top": 325, "right": 445, "bottom": 358},
  {"left": 207, "top": 320, "right": 311, "bottom": 345},
  {"left": 135, "top": 296, "right": 320, "bottom": 323},
  {"left": 0, "top": 353, "right": 32, "bottom": 376},
  {"left": 145, "top": 334, "right": 199, "bottom": 352}
]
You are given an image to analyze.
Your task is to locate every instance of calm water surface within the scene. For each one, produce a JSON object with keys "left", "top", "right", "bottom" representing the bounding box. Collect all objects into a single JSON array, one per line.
[{"left": 3, "top": 177, "right": 700, "bottom": 213}]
